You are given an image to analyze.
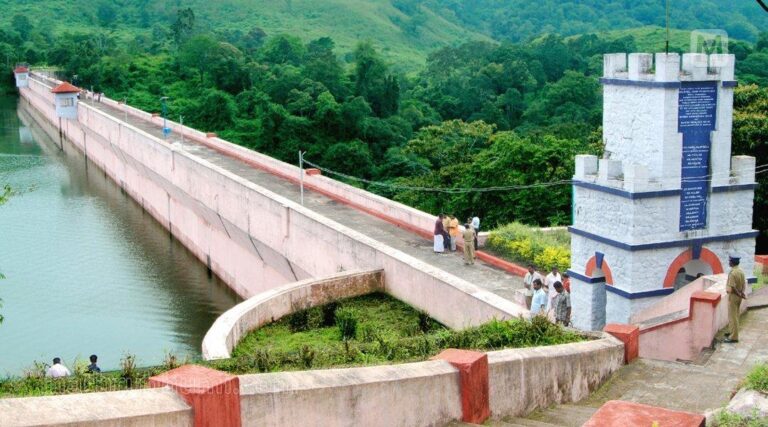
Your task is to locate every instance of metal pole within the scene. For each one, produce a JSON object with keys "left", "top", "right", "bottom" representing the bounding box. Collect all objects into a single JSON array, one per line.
[
  {"left": 299, "top": 151, "right": 305, "bottom": 206},
  {"left": 180, "top": 115, "right": 184, "bottom": 145}
]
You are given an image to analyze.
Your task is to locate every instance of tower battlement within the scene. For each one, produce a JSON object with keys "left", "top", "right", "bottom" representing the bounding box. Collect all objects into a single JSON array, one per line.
[
  {"left": 574, "top": 154, "right": 756, "bottom": 193},
  {"left": 569, "top": 53, "right": 756, "bottom": 331},
  {"left": 603, "top": 53, "right": 735, "bottom": 82}
]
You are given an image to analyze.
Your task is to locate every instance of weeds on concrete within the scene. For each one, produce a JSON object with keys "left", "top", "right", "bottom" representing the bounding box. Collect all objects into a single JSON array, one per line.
[
  {"left": 745, "top": 363, "right": 768, "bottom": 394},
  {"left": 715, "top": 410, "right": 768, "bottom": 427}
]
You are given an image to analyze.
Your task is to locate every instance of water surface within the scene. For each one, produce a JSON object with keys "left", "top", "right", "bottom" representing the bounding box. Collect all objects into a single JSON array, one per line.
[{"left": 0, "top": 96, "right": 240, "bottom": 376}]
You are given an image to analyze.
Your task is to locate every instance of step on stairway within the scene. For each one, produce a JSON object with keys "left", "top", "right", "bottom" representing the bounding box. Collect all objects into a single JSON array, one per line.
[{"left": 447, "top": 404, "right": 600, "bottom": 427}]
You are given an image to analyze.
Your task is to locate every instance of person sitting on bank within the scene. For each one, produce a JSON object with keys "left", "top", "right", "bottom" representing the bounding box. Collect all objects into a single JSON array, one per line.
[
  {"left": 87, "top": 354, "right": 101, "bottom": 373},
  {"left": 530, "top": 279, "right": 547, "bottom": 316},
  {"left": 46, "top": 357, "right": 71, "bottom": 378},
  {"left": 724, "top": 255, "right": 747, "bottom": 344}
]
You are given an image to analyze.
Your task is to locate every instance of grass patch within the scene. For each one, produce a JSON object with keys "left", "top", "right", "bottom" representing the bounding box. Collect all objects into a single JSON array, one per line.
[
  {"left": 745, "top": 363, "right": 768, "bottom": 394},
  {"left": 227, "top": 292, "right": 583, "bottom": 373},
  {"left": 715, "top": 410, "right": 768, "bottom": 427},
  {"left": 754, "top": 266, "right": 767, "bottom": 291}
]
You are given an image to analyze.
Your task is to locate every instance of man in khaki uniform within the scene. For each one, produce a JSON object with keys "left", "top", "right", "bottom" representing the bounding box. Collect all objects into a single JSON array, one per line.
[
  {"left": 725, "top": 255, "right": 747, "bottom": 343},
  {"left": 462, "top": 222, "right": 476, "bottom": 265}
]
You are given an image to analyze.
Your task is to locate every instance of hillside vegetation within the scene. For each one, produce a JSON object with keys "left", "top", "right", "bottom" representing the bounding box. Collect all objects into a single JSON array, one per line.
[
  {"left": 0, "top": 1, "right": 767, "bottom": 248},
  {"left": 428, "top": 0, "right": 768, "bottom": 42},
  {"left": 0, "top": 0, "right": 490, "bottom": 69}
]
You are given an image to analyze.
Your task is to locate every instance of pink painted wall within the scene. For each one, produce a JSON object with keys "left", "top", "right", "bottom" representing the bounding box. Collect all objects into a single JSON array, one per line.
[
  {"left": 22, "top": 74, "right": 525, "bottom": 330},
  {"left": 638, "top": 291, "right": 724, "bottom": 362},
  {"left": 630, "top": 275, "right": 721, "bottom": 324}
]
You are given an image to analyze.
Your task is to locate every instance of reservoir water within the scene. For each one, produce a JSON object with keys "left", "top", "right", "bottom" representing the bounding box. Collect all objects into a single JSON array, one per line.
[{"left": 0, "top": 96, "right": 241, "bottom": 376}]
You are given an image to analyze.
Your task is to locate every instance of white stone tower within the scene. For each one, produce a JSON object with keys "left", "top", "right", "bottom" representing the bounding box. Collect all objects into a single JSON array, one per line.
[
  {"left": 51, "top": 82, "right": 81, "bottom": 120},
  {"left": 569, "top": 53, "right": 757, "bottom": 331},
  {"left": 13, "top": 65, "right": 29, "bottom": 88}
]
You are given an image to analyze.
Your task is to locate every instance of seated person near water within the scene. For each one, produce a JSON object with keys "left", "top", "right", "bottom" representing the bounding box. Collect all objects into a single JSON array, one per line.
[
  {"left": 87, "top": 354, "right": 101, "bottom": 373},
  {"left": 46, "top": 357, "right": 71, "bottom": 378}
]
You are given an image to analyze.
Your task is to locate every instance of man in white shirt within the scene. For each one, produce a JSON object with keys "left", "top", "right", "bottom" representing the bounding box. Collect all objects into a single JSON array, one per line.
[
  {"left": 530, "top": 279, "right": 548, "bottom": 316},
  {"left": 46, "top": 357, "right": 71, "bottom": 378},
  {"left": 545, "top": 266, "right": 562, "bottom": 309},
  {"left": 523, "top": 264, "right": 543, "bottom": 309}
]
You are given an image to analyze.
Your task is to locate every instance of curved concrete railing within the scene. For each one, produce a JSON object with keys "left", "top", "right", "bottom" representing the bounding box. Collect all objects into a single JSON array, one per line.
[
  {"left": 238, "top": 333, "right": 624, "bottom": 426},
  {"left": 0, "top": 388, "right": 192, "bottom": 427},
  {"left": 203, "top": 269, "right": 384, "bottom": 360}
]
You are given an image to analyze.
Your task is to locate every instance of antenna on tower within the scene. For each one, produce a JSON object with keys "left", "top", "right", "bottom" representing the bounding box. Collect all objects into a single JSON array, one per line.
[{"left": 665, "top": 0, "right": 670, "bottom": 54}]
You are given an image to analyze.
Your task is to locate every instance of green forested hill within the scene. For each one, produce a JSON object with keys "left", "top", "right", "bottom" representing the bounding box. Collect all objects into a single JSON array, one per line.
[
  {"left": 428, "top": 0, "right": 768, "bottom": 42},
  {"left": 0, "top": 0, "right": 491, "bottom": 69},
  {"left": 2, "top": 0, "right": 767, "bottom": 70}
]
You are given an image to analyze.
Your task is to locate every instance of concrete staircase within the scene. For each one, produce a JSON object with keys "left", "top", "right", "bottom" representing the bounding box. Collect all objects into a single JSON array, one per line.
[{"left": 447, "top": 404, "right": 599, "bottom": 427}]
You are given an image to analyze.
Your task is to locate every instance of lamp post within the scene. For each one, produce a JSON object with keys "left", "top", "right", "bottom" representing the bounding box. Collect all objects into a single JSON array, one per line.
[{"left": 160, "top": 96, "right": 171, "bottom": 139}]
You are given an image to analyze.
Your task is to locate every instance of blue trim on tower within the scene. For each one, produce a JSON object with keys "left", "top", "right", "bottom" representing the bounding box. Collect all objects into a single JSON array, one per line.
[
  {"left": 712, "top": 183, "right": 756, "bottom": 193},
  {"left": 722, "top": 81, "right": 738, "bottom": 88},
  {"left": 568, "top": 227, "right": 759, "bottom": 252},
  {"left": 573, "top": 181, "right": 755, "bottom": 199},
  {"left": 605, "top": 286, "right": 675, "bottom": 299},
  {"left": 600, "top": 78, "right": 681, "bottom": 88},
  {"left": 566, "top": 270, "right": 607, "bottom": 284},
  {"left": 692, "top": 244, "right": 702, "bottom": 260},
  {"left": 572, "top": 181, "right": 680, "bottom": 199},
  {"left": 595, "top": 251, "right": 605, "bottom": 269}
]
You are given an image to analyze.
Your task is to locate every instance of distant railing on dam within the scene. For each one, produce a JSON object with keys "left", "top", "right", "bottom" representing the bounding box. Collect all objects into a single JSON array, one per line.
[{"left": 20, "top": 72, "right": 526, "bottom": 330}]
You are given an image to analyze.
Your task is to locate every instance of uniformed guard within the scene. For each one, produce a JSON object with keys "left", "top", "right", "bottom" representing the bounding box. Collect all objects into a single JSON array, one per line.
[{"left": 724, "top": 255, "right": 747, "bottom": 343}]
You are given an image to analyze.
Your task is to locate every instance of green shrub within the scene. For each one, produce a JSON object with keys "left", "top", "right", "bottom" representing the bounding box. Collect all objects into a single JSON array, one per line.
[
  {"left": 321, "top": 302, "right": 339, "bottom": 327},
  {"left": 287, "top": 308, "right": 311, "bottom": 332},
  {"left": 745, "top": 363, "right": 768, "bottom": 393},
  {"left": 300, "top": 345, "right": 316, "bottom": 369},
  {"left": 335, "top": 307, "right": 359, "bottom": 341},
  {"left": 120, "top": 354, "right": 137, "bottom": 388},
  {"left": 418, "top": 310, "right": 434, "bottom": 333},
  {"left": 486, "top": 222, "right": 570, "bottom": 270}
]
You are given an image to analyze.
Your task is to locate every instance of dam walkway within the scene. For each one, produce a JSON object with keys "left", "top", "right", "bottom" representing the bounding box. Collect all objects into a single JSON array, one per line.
[{"left": 51, "top": 80, "right": 524, "bottom": 303}]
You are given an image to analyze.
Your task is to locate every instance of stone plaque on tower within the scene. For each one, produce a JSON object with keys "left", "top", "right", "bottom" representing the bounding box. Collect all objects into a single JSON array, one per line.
[{"left": 568, "top": 53, "right": 757, "bottom": 331}]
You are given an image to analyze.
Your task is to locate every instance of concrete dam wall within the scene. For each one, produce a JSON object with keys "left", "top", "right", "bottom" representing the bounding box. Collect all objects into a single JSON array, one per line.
[{"left": 20, "top": 73, "right": 523, "bottom": 329}]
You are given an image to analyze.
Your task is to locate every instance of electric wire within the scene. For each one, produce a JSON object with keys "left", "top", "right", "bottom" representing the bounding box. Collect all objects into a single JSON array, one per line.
[{"left": 302, "top": 158, "right": 768, "bottom": 194}]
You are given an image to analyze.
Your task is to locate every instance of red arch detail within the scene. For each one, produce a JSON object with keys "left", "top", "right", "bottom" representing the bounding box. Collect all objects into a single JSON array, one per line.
[
  {"left": 663, "top": 248, "right": 724, "bottom": 288},
  {"left": 585, "top": 256, "right": 614, "bottom": 286}
]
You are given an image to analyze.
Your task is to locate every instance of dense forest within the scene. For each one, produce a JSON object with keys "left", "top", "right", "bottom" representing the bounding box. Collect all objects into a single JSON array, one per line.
[{"left": 0, "top": 1, "right": 766, "bottom": 247}]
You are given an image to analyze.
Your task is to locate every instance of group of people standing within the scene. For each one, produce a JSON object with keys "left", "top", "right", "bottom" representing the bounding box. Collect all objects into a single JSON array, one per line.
[
  {"left": 433, "top": 214, "right": 480, "bottom": 265},
  {"left": 524, "top": 265, "right": 572, "bottom": 326}
]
